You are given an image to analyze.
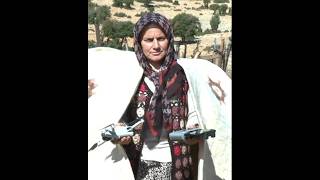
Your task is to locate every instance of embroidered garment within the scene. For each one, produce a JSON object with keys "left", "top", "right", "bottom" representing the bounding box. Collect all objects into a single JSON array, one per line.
[{"left": 122, "top": 79, "right": 194, "bottom": 180}]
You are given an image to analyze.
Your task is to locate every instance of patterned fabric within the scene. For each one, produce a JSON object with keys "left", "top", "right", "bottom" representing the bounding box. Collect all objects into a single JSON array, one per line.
[
  {"left": 122, "top": 80, "right": 152, "bottom": 176},
  {"left": 136, "top": 160, "right": 172, "bottom": 180},
  {"left": 122, "top": 78, "right": 194, "bottom": 180}
]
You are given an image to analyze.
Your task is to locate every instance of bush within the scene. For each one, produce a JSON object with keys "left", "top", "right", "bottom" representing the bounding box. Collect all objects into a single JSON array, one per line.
[
  {"left": 123, "top": 0, "right": 134, "bottom": 9},
  {"left": 203, "top": 0, "right": 210, "bottom": 8},
  {"left": 213, "top": 0, "right": 229, "bottom": 3},
  {"left": 105, "top": 39, "right": 122, "bottom": 50},
  {"left": 219, "top": 4, "right": 228, "bottom": 16},
  {"left": 197, "top": 5, "right": 206, "bottom": 10},
  {"left": 158, "top": 4, "right": 171, "bottom": 8},
  {"left": 203, "top": 46, "right": 212, "bottom": 52},
  {"left": 114, "top": 12, "right": 127, "bottom": 17},
  {"left": 154, "top": 0, "right": 172, "bottom": 2},
  {"left": 88, "top": 40, "right": 96, "bottom": 48},
  {"left": 173, "top": 0, "right": 179, "bottom": 5},
  {"left": 147, "top": 5, "right": 154, "bottom": 12},
  {"left": 135, "top": 11, "right": 148, "bottom": 17},
  {"left": 202, "top": 29, "right": 213, "bottom": 35},
  {"left": 209, "top": 4, "right": 220, "bottom": 12},
  {"left": 112, "top": 0, "right": 123, "bottom": 7},
  {"left": 210, "top": 14, "right": 220, "bottom": 32}
]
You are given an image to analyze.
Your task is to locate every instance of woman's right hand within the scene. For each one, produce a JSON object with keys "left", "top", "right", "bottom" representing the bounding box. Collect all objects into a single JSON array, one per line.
[
  {"left": 110, "top": 123, "right": 132, "bottom": 145},
  {"left": 112, "top": 136, "right": 132, "bottom": 145}
]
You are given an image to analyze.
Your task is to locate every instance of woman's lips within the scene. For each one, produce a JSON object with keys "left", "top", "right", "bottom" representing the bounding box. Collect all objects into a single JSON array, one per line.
[{"left": 151, "top": 52, "right": 161, "bottom": 55}]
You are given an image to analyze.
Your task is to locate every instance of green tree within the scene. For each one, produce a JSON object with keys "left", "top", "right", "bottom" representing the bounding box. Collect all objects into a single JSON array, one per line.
[
  {"left": 106, "top": 39, "right": 123, "bottom": 49},
  {"left": 214, "top": 0, "right": 229, "bottom": 3},
  {"left": 147, "top": 5, "right": 154, "bottom": 12},
  {"left": 102, "top": 20, "right": 134, "bottom": 50},
  {"left": 210, "top": 14, "right": 220, "bottom": 32},
  {"left": 172, "top": 13, "right": 202, "bottom": 57},
  {"left": 203, "top": 0, "right": 210, "bottom": 8},
  {"left": 101, "top": 19, "right": 114, "bottom": 44},
  {"left": 88, "top": 40, "right": 96, "bottom": 48},
  {"left": 219, "top": 4, "right": 228, "bottom": 16},
  {"left": 113, "top": 0, "right": 123, "bottom": 7},
  {"left": 88, "top": 0, "right": 95, "bottom": 9},
  {"left": 145, "top": 0, "right": 152, "bottom": 6},
  {"left": 209, "top": 4, "right": 220, "bottom": 14},
  {"left": 123, "top": 0, "right": 134, "bottom": 9},
  {"left": 136, "top": 0, "right": 152, "bottom": 6},
  {"left": 88, "top": 3, "right": 111, "bottom": 46}
]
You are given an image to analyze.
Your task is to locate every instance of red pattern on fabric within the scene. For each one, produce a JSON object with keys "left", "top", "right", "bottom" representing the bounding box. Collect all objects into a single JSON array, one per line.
[
  {"left": 140, "top": 82, "right": 147, "bottom": 91},
  {"left": 174, "top": 145, "right": 181, "bottom": 156}
]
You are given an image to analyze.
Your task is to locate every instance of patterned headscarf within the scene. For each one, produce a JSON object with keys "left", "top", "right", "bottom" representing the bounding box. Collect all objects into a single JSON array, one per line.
[{"left": 133, "top": 12, "right": 189, "bottom": 144}]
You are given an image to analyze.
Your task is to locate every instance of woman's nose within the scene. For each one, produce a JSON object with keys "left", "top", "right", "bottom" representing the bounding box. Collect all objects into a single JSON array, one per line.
[{"left": 152, "top": 39, "right": 160, "bottom": 49}]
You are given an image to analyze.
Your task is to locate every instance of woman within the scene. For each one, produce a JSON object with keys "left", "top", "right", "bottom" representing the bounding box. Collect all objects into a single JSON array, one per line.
[
  {"left": 88, "top": 12, "right": 231, "bottom": 180},
  {"left": 114, "top": 13, "right": 198, "bottom": 180}
]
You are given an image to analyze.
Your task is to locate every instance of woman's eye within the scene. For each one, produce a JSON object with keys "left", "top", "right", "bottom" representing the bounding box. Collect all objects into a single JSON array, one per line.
[{"left": 144, "top": 39, "right": 153, "bottom": 42}]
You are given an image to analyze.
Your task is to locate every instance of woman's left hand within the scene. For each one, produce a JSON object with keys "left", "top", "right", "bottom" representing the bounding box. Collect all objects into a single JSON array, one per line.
[
  {"left": 184, "top": 137, "right": 200, "bottom": 145},
  {"left": 184, "top": 124, "right": 202, "bottom": 145}
]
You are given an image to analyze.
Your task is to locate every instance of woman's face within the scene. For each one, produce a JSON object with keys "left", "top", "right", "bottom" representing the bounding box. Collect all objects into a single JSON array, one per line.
[{"left": 140, "top": 24, "right": 169, "bottom": 69}]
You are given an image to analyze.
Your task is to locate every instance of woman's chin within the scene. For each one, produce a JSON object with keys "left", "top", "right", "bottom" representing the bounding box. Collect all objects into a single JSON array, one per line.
[{"left": 148, "top": 57, "right": 164, "bottom": 64}]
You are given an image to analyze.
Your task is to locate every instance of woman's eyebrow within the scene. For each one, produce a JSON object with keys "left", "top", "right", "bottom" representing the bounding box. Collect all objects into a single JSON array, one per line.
[{"left": 144, "top": 35, "right": 166, "bottom": 39}]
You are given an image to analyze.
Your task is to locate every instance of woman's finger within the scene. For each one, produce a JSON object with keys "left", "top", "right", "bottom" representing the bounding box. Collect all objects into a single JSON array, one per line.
[{"left": 120, "top": 136, "right": 131, "bottom": 144}]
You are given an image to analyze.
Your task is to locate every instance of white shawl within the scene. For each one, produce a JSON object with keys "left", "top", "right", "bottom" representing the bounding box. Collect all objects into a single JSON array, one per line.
[{"left": 88, "top": 47, "right": 231, "bottom": 180}]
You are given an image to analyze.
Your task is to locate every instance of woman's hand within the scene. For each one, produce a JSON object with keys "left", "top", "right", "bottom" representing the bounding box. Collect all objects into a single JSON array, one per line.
[
  {"left": 88, "top": 79, "right": 97, "bottom": 98},
  {"left": 184, "top": 124, "right": 201, "bottom": 145},
  {"left": 112, "top": 136, "right": 132, "bottom": 145},
  {"left": 110, "top": 123, "right": 132, "bottom": 145}
]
